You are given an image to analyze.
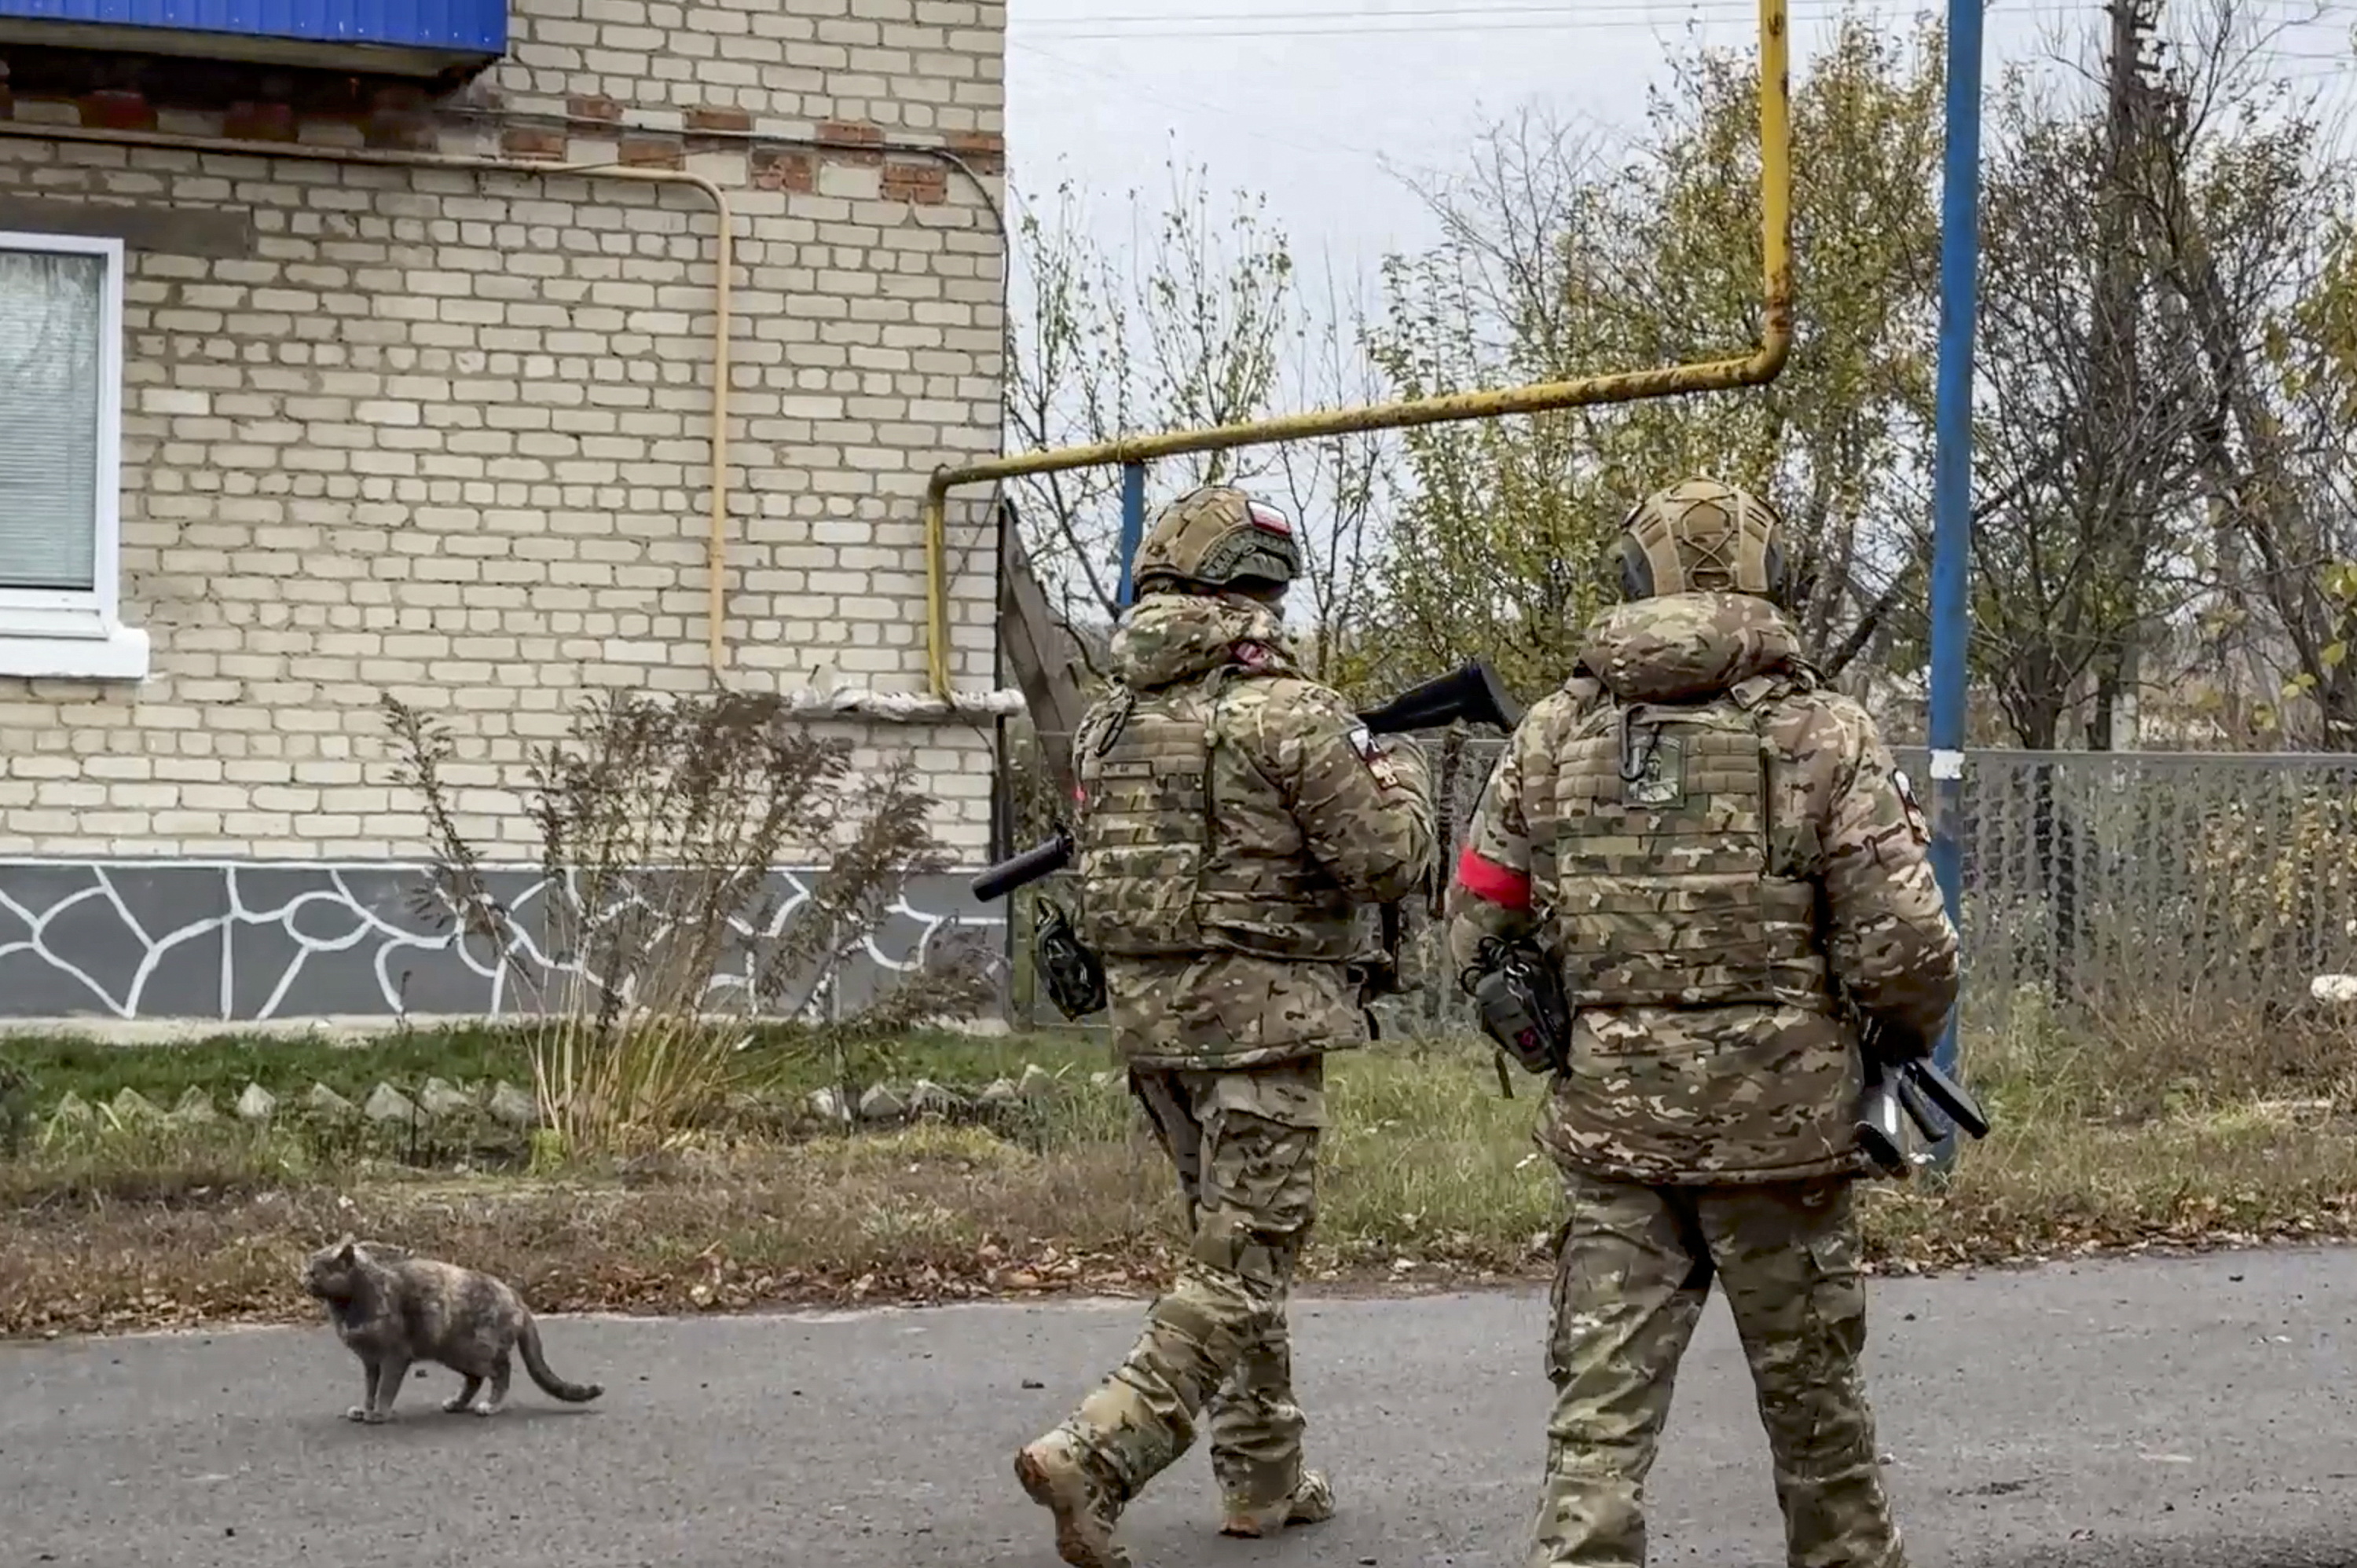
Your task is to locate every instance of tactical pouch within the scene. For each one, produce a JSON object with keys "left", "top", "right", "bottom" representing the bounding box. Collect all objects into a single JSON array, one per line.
[
  {"left": 1461, "top": 936, "right": 1570, "bottom": 1075},
  {"left": 1032, "top": 897, "right": 1108, "bottom": 1020}
]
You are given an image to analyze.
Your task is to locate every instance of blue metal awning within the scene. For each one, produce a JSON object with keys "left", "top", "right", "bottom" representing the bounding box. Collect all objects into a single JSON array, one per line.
[{"left": 0, "top": 0, "right": 507, "bottom": 75}]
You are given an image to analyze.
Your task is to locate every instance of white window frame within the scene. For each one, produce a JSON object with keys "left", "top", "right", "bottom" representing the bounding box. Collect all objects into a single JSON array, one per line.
[{"left": 0, "top": 229, "right": 148, "bottom": 681}]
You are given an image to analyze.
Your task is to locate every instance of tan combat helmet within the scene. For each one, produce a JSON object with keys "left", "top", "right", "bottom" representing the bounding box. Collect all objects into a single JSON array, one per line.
[
  {"left": 1130, "top": 485, "right": 1302, "bottom": 598},
  {"left": 1615, "top": 477, "right": 1788, "bottom": 603}
]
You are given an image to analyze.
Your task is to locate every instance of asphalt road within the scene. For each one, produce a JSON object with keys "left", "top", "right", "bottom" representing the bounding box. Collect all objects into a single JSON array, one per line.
[{"left": 9, "top": 1247, "right": 2357, "bottom": 1567}]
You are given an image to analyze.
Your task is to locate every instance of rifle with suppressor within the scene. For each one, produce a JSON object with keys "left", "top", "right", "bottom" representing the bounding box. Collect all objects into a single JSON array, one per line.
[
  {"left": 973, "top": 660, "right": 1526, "bottom": 1027},
  {"left": 1853, "top": 1015, "right": 1992, "bottom": 1177}
]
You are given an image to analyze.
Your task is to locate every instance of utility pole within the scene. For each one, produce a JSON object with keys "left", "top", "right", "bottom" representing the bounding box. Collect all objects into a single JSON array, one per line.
[
  {"left": 1925, "top": 0, "right": 1986, "bottom": 1171},
  {"left": 2092, "top": 0, "right": 2158, "bottom": 752}
]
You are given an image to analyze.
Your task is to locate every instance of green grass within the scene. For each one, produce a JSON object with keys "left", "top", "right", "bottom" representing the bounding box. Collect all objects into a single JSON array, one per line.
[
  {"left": 0, "top": 1026, "right": 529, "bottom": 1110},
  {"left": 0, "top": 1024, "right": 1123, "bottom": 1116},
  {"left": 1322, "top": 1036, "right": 1555, "bottom": 1260}
]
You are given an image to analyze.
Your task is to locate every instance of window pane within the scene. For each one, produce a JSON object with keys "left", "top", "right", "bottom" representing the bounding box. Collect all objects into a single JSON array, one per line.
[{"left": 0, "top": 247, "right": 102, "bottom": 592}]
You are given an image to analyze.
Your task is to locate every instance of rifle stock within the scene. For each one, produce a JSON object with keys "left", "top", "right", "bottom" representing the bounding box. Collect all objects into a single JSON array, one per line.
[
  {"left": 1856, "top": 1058, "right": 1910, "bottom": 1174},
  {"left": 968, "top": 659, "right": 1523, "bottom": 902},
  {"left": 1856, "top": 1054, "right": 1993, "bottom": 1176},
  {"left": 1848, "top": 997, "right": 1993, "bottom": 1175},
  {"left": 1354, "top": 658, "right": 1524, "bottom": 738}
]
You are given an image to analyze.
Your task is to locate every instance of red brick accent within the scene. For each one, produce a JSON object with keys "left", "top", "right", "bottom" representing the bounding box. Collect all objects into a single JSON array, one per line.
[
  {"left": 750, "top": 148, "right": 816, "bottom": 193},
  {"left": 363, "top": 109, "right": 435, "bottom": 151},
  {"left": 945, "top": 130, "right": 1004, "bottom": 174},
  {"left": 819, "top": 119, "right": 884, "bottom": 165},
  {"left": 501, "top": 126, "right": 567, "bottom": 161},
  {"left": 882, "top": 160, "right": 949, "bottom": 206},
  {"left": 79, "top": 90, "right": 156, "bottom": 132},
  {"left": 223, "top": 101, "right": 298, "bottom": 143},
  {"left": 686, "top": 104, "right": 752, "bottom": 133},
  {"left": 619, "top": 136, "right": 683, "bottom": 169},
  {"left": 566, "top": 94, "right": 621, "bottom": 123}
]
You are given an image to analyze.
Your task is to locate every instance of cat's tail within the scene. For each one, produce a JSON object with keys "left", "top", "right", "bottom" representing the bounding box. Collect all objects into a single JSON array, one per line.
[{"left": 517, "top": 1313, "right": 603, "bottom": 1403}]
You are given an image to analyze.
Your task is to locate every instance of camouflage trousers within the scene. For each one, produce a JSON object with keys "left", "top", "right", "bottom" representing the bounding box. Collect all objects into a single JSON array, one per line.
[
  {"left": 1528, "top": 1167, "right": 1904, "bottom": 1568},
  {"left": 1054, "top": 1057, "right": 1324, "bottom": 1513}
]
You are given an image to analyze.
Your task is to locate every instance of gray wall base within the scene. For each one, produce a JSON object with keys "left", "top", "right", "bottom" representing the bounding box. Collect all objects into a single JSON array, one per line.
[{"left": 0, "top": 859, "right": 1006, "bottom": 1024}]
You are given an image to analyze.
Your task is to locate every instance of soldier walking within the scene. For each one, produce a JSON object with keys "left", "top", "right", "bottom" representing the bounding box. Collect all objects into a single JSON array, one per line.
[
  {"left": 1447, "top": 478, "right": 1961, "bottom": 1568},
  {"left": 1014, "top": 484, "right": 1438, "bottom": 1568}
]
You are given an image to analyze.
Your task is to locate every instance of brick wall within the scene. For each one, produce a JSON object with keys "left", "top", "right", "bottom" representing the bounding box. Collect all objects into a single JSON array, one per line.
[{"left": 0, "top": 0, "right": 1010, "bottom": 866}]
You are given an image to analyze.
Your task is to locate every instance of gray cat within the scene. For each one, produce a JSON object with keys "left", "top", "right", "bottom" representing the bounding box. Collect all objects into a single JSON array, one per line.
[{"left": 299, "top": 1235, "right": 604, "bottom": 1423}]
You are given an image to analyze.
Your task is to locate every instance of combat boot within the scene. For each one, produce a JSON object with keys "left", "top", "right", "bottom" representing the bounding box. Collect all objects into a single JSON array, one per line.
[
  {"left": 1219, "top": 1469, "right": 1336, "bottom": 1538},
  {"left": 1015, "top": 1427, "right": 1132, "bottom": 1568}
]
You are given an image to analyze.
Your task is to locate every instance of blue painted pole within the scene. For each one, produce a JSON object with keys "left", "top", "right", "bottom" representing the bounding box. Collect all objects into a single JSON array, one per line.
[
  {"left": 1925, "top": 0, "right": 1985, "bottom": 1174},
  {"left": 1114, "top": 462, "right": 1147, "bottom": 610}
]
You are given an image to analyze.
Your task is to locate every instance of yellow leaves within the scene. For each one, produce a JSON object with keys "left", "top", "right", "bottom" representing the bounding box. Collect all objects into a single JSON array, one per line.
[
  {"left": 1369, "top": 15, "right": 1945, "bottom": 686},
  {"left": 2296, "top": 216, "right": 2357, "bottom": 402},
  {"left": 2192, "top": 790, "right": 2357, "bottom": 947},
  {"left": 2261, "top": 317, "right": 2295, "bottom": 371}
]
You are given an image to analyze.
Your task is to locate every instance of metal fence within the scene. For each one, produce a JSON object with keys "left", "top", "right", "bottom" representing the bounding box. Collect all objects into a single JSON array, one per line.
[
  {"left": 1000, "top": 732, "right": 2357, "bottom": 1033},
  {"left": 1887, "top": 746, "right": 2357, "bottom": 1017}
]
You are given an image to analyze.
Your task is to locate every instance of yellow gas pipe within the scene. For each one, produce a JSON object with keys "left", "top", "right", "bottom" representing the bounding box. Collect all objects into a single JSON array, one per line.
[{"left": 922, "top": 0, "right": 1792, "bottom": 703}]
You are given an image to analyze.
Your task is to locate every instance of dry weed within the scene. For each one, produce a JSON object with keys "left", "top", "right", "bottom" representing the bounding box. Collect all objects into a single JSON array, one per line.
[{"left": 379, "top": 689, "right": 997, "bottom": 1159}]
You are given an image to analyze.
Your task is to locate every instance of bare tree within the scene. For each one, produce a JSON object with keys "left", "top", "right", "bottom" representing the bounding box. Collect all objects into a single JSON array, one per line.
[
  {"left": 1003, "top": 159, "right": 1404, "bottom": 691},
  {"left": 2124, "top": 0, "right": 2357, "bottom": 746},
  {"left": 1362, "top": 110, "right": 1635, "bottom": 701},
  {"left": 1005, "top": 162, "right": 1294, "bottom": 649},
  {"left": 1965, "top": 2, "right": 2223, "bottom": 751},
  {"left": 1267, "top": 260, "right": 1397, "bottom": 687}
]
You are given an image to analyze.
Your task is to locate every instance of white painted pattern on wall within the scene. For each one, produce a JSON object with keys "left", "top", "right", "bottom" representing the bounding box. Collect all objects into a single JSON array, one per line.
[{"left": 0, "top": 859, "right": 1003, "bottom": 1021}]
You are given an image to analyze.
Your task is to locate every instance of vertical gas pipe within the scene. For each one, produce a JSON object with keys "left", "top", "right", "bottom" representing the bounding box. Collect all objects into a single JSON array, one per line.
[
  {"left": 1115, "top": 461, "right": 1147, "bottom": 610},
  {"left": 1926, "top": 0, "right": 1986, "bottom": 1173}
]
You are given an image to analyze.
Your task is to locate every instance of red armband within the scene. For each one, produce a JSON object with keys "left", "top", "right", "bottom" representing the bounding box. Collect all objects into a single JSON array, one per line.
[{"left": 1454, "top": 845, "right": 1533, "bottom": 910}]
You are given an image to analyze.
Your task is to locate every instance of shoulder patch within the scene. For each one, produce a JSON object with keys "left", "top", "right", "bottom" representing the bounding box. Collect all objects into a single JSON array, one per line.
[
  {"left": 1347, "top": 722, "right": 1406, "bottom": 791},
  {"left": 1231, "top": 639, "right": 1274, "bottom": 670},
  {"left": 1891, "top": 766, "right": 1930, "bottom": 845}
]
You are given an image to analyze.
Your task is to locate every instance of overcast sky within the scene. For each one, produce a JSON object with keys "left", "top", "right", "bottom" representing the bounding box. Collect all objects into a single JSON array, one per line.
[{"left": 1002, "top": 0, "right": 2357, "bottom": 290}]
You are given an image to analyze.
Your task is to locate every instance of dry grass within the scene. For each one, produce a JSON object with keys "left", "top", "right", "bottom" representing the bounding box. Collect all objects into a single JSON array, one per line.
[
  {"left": 1857, "top": 986, "right": 2357, "bottom": 1267},
  {"left": 6, "top": 998, "right": 2357, "bottom": 1339}
]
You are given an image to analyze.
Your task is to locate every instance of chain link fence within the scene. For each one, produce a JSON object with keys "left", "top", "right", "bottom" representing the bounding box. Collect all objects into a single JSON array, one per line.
[
  {"left": 997, "top": 728, "right": 2357, "bottom": 1034},
  {"left": 1887, "top": 746, "right": 2357, "bottom": 1020}
]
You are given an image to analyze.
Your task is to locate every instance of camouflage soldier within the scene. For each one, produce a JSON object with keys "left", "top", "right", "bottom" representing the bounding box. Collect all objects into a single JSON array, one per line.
[
  {"left": 1445, "top": 478, "right": 1960, "bottom": 1568},
  {"left": 1014, "top": 484, "right": 1438, "bottom": 1568}
]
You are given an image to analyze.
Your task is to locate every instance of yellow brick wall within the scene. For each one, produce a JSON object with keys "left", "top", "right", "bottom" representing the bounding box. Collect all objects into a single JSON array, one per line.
[{"left": 0, "top": 0, "right": 1009, "bottom": 865}]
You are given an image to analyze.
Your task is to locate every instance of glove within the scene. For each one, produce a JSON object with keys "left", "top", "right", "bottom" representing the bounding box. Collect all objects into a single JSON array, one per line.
[
  {"left": 1860, "top": 1015, "right": 1934, "bottom": 1067},
  {"left": 1032, "top": 899, "right": 1107, "bottom": 1020}
]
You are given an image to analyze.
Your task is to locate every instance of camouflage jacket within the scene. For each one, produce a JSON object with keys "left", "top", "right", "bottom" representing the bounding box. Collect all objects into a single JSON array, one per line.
[
  {"left": 1073, "top": 590, "right": 1438, "bottom": 1072},
  {"left": 1444, "top": 591, "right": 1959, "bottom": 1185}
]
